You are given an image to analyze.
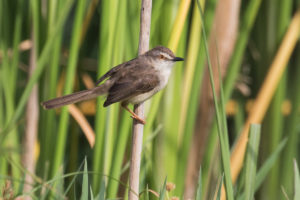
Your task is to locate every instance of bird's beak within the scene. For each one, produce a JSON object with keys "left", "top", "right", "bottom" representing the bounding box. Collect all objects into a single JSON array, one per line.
[{"left": 172, "top": 57, "right": 184, "bottom": 62}]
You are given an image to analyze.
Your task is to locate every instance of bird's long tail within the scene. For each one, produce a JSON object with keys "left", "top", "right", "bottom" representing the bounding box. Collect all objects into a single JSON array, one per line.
[{"left": 41, "top": 84, "right": 109, "bottom": 109}]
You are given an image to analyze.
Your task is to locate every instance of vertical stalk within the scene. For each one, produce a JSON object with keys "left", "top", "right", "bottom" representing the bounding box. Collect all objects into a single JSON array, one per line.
[
  {"left": 263, "top": 1, "right": 291, "bottom": 199},
  {"left": 39, "top": 0, "right": 62, "bottom": 170},
  {"left": 23, "top": 31, "right": 39, "bottom": 197},
  {"left": 106, "top": 0, "right": 132, "bottom": 197},
  {"left": 22, "top": 0, "right": 40, "bottom": 195},
  {"left": 128, "top": 0, "right": 152, "bottom": 199},
  {"left": 93, "top": 0, "right": 120, "bottom": 192},
  {"left": 0, "top": 0, "right": 22, "bottom": 190},
  {"left": 51, "top": 0, "right": 86, "bottom": 177}
]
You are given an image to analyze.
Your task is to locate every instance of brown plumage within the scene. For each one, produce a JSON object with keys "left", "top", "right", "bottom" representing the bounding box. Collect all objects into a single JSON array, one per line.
[{"left": 41, "top": 46, "right": 184, "bottom": 124}]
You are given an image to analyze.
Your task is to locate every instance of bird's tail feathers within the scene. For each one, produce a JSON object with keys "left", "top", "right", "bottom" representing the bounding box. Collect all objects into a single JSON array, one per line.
[{"left": 41, "top": 85, "right": 108, "bottom": 109}]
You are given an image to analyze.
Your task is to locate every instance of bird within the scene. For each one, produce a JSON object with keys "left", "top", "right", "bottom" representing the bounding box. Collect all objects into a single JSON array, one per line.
[{"left": 41, "top": 46, "right": 184, "bottom": 124}]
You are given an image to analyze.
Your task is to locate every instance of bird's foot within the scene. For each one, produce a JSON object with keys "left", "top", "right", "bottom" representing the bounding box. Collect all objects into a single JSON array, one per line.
[
  {"left": 122, "top": 104, "right": 146, "bottom": 125},
  {"left": 130, "top": 114, "right": 146, "bottom": 125}
]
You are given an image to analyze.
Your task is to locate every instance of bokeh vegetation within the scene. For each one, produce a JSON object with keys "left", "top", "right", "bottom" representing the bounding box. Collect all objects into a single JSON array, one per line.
[{"left": 0, "top": 0, "right": 300, "bottom": 199}]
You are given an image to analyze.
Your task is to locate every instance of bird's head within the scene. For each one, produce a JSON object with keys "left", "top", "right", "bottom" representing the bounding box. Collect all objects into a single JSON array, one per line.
[{"left": 144, "top": 46, "right": 184, "bottom": 68}]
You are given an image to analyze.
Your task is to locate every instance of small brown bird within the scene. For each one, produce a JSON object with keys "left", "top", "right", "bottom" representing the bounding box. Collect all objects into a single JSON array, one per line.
[{"left": 41, "top": 46, "right": 184, "bottom": 124}]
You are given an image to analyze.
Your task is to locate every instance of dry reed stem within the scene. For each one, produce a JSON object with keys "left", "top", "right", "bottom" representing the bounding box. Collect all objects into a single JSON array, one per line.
[
  {"left": 23, "top": 32, "right": 39, "bottom": 199},
  {"left": 221, "top": 9, "right": 300, "bottom": 200},
  {"left": 128, "top": 0, "right": 152, "bottom": 200}
]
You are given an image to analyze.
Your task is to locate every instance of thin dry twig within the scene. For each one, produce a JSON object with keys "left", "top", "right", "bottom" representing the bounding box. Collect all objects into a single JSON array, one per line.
[{"left": 128, "top": 0, "right": 152, "bottom": 200}]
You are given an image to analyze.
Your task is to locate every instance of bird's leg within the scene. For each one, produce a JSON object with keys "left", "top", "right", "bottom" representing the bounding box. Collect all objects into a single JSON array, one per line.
[{"left": 121, "top": 104, "right": 146, "bottom": 125}]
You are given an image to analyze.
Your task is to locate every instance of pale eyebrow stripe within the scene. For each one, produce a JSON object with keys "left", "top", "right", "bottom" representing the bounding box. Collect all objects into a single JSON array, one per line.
[{"left": 162, "top": 52, "right": 172, "bottom": 59}]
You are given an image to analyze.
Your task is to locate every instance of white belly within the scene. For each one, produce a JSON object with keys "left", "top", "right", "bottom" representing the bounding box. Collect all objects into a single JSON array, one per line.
[{"left": 128, "top": 88, "right": 160, "bottom": 104}]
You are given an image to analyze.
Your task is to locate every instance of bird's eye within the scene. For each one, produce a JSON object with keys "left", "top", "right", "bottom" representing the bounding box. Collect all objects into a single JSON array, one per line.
[{"left": 159, "top": 54, "right": 165, "bottom": 59}]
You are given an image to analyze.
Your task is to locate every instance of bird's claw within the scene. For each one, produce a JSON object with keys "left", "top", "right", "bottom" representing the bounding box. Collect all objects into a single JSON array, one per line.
[{"left": 130, "top": 115, "right": 146, "bottom": 125}]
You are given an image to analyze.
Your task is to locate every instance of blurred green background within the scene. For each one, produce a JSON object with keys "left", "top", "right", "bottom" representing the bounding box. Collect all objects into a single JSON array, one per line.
[{"left": 0, "top": 0, "right": 300, "bottom": 199}]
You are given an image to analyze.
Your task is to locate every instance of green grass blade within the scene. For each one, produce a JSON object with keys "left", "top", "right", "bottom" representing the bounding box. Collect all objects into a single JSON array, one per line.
[
  {"left": 255, "top": 138, "right": 287, "bottom": 191},
  {"left": 244, "top": 124, "right": 261, "bottom": 200},
  {"left": 93, "top": 0, "right": 121, "bottom": 192},
  {"left": 145, "top": 185, "right": 149, "bottom": 200},
  {"left": 64, "top": 160, "right": 85, "bottom": 196},
  {"left": 95, "top": 179, "right": 106, "bottom": 200},
  {"left": 281, "top": 45, "right": 300, "bottom": 193},
  {"left": 196, "top": 1, "right": 234, "bottom": 199},
  {"left": 39, "top": 0, "right": 63, "bottom": 170},
  {"left": 107, "top": 112, "right": 131, "bottom": 197},
  {"left": 90, "top": 186, "right": 95, "bottom": 200},
  {"left": 10, "top": 0, "right": 24, "bottom": 95},
  {"left": 293, "top": 160, "right": 300, "bottom": 200},
  {"left": 195, "top": 167, "right": 202, "bottom": 200},
  {"left": 0, "top": 0, "right": 23, "bottom": 191},
  {"left": 106, "top": 1, "right": 133, "bottom": 197},
  {"left": 51, "top": 0, "right": 87, "bottom": 177},
  {"left": 237, "top": 138, "right": 287, "bottom": 200},
  {"left": 80, "top": 158, "right": 89, "bottom": 200},
  {"left": 159, "top": 177, "right": 167, "bottom": 200},
  {"left": 262, "top": 1, "right": 291, "bottom": 198},
  {"left": 216, "top": 174, "right": 224, "bottom": 200}
]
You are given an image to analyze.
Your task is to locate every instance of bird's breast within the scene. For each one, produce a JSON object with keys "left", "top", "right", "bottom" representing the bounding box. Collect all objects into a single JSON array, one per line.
[{"left": 156, "top": 66, "right": 172, "bottom": 89}]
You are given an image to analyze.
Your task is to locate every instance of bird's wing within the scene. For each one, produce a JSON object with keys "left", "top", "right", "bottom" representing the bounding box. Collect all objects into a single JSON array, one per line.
[
  {"left": 95, "top": 58, "right": 136, "bottom": 85},
  {"left": 103, "top": 64, "right": 159, "bottom": 107}
]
